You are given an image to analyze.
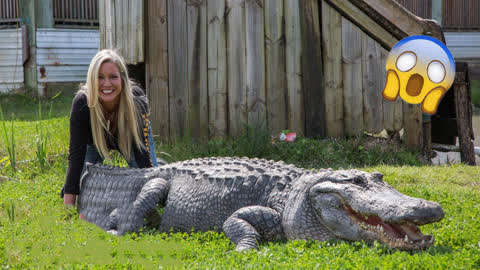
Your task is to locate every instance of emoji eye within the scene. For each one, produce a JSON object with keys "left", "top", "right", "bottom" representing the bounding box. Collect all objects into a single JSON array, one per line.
[
  {"left": 427, "top": 61, "right": 446, "bottom": 83},
  {"left": 396, "top": 51, "right": 416, "bottom": 72}
]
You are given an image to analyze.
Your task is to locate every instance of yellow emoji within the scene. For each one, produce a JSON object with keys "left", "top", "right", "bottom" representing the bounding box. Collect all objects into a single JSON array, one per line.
[{"left": 382, "top": 35, "right": 455, "bottom": 115}]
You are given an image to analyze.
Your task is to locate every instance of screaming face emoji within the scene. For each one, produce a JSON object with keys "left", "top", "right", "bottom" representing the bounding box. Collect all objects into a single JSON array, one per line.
[{"left": 382, "top": 35, "right": 455, "bottom": 115}]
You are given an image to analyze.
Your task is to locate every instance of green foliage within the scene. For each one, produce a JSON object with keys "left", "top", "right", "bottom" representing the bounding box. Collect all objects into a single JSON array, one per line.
[
  {"left": 0, "top": 105, "right": 16, "bottom": 172},
  {"left": 159, "top": 129, "right": 421, "bottom": 170},
  {"left": 0, "top": 93, "right": 479, "bottom": 269},
  {"left": 471, "top": 80, "right": 480, "bottom": 106},
  {"left": 34, "top": 102, "right": 51, "bottom": 171}
]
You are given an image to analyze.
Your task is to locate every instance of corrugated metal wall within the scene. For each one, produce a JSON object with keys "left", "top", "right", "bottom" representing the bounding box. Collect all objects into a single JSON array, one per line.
[
  {"left": 0, "top": 29, "right": 24, "bottom": 93},
  {"left": 445, "top": 32, "right": 480, "bottom": 59},
  {"left": 443, "top": 0, "right": 480, "bottom": 30},
  {"left": 394, "top": 0, "right": 431, "bottom": 19},
  {"left": 36, "top": 29, "right": 99, "bottom": 87}
]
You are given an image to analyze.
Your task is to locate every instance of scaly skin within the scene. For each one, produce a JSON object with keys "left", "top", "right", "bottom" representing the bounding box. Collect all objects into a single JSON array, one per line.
[{"left": 78, "top": 157, "right": 444, "bottom": 251}]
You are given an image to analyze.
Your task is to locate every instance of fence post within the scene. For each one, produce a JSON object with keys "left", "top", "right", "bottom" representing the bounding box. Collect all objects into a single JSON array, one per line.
[
  {"left": 18, "top": 0, "right": 39, "bottom": 97},
  {"left": 454, "top": 62, "right": 476, "bottom": 165}
]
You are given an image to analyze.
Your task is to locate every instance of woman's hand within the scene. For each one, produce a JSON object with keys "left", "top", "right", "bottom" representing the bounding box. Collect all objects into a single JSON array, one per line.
[{"left": 64, "top": 193, "right": 77, "bottom": 206}]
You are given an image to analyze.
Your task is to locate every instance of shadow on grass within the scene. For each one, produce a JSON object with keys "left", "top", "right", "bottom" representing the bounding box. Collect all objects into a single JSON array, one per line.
[{"left": 0, "top": 92, "right": 74, "bottom": 121}]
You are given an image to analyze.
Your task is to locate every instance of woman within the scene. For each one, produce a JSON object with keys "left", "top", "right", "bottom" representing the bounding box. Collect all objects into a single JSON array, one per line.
[{"left": 62, "top": 49, "right": 158, "bottom": 206}]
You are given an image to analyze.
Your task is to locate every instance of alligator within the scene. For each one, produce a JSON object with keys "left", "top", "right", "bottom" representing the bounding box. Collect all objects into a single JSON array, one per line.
[{"left": 77, "top": 157, "right": 444, "bottom": 251}]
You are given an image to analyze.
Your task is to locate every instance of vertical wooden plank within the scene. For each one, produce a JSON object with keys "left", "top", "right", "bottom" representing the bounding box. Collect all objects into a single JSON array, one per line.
[
  {"left": 322, "top": 2, "right": 343, "bottom": 137},
  {"left": 136, "top": 0, "right": 144, "bottom": 62},
  {"left": 128, "top": 0, "right": 135, "bottom": 62},
  {"left": 105, "top": 0, "right": 115, "bottom": 49},
  {"left": 226, "top": 0, "right": 247, "bottom": 136},
  {"left": 342, "top": 18, "right": 363, "bottom": 136},
  {"left": 381, "top": 46, "right": 403, "bottom": 133},
  {"left": 300, "top": 0, "right": 325, "bottom": 137},
  {"left": 245, "top": 0, "right": 266, "bottom": 130},
  {"left": 454, "top": 62, "right": 475, "bottom": 165},
  {"left": 187, "top": 0, "right": 208, "bottom": 140},
  {"left": 114, "top": 0, "right": 123, "bottom": 51},
  {"left": 284, "top": 0, "right": 304, "bottom": 135},
  {"left": 98, "top": 0, "right": 105, "bottom": 49},
  {"left": 122, "top": 0, "right": 129, "bottom": 61},
  {"left": 146, "top": 0, "right": 169, "bottom": 140},
  {"left": 265, "top": 0, "right": 287, "bottom": 134},
  {"left": 169, "top": 0, "right": 188, "bottom": 139},
  {"left": 207, "top": 0, "right": 227, "bottom": 137},
  {"left": 403, "top": 103, "right": 422, "bottom": 150},
  {"left": 362, "top": 34, "right": 383, "bottom": 134}
]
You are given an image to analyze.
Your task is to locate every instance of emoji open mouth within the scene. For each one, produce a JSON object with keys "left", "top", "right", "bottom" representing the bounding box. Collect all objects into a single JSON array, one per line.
[{"left": 406, "top": 73, "right": 423, "bottom": 97}]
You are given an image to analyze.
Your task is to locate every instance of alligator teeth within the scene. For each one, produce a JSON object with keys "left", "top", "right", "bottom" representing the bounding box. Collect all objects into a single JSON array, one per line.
[{"left": 404, "top": 235, "right": 408, "bottom": 242}]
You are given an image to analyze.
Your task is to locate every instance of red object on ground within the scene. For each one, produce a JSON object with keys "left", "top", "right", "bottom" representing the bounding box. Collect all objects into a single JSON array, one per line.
[{"left": 285, "top": 132, "right": 296, "bottom": 142}]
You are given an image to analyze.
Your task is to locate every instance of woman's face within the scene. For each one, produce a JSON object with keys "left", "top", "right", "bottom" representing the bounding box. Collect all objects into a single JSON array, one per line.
[{"left": 98, "top": 61, "right": 122, "bottom": 110}]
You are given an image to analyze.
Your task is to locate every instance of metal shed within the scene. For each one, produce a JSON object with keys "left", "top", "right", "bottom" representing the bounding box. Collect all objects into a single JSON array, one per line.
[
  {"left": 0, "top": 28, "right": 24, "bottom": 93},
  {"left": 36, "top": 28, "right": 99, "bottom": 93}
]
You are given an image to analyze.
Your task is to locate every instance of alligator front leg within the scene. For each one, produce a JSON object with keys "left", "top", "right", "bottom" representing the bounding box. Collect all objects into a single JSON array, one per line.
[
  {"left": 223, "top": 206, "right": 283, "bottom": 251},
  {"left": 110, "top": 177, "right": 169, "bottom": 235}
]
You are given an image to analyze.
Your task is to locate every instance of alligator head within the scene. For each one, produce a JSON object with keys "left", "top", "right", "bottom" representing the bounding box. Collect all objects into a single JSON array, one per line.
[{"left": 283, "top": 170, "right": 444, "bottom": 250}]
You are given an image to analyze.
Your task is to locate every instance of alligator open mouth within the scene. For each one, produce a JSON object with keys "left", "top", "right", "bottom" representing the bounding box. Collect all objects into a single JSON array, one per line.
[{"left": 344, "top": 205, "right": 434, "bottom": 250}]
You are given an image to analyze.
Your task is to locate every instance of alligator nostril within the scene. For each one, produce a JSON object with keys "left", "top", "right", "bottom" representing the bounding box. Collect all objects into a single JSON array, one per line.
[{"left": 406, "top": 73, "right": 423, "bottom": 97}]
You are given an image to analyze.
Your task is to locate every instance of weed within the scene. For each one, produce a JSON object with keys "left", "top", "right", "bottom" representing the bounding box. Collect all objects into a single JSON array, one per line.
[
  {"left": 3, "top": 202, "right": 15, "bottom": 223},
  {"left": 34, "top": 102, "right": 50, "bottom": 171},
  {"left": 0, "top": 106, "right": 16, "bottom": 172}
]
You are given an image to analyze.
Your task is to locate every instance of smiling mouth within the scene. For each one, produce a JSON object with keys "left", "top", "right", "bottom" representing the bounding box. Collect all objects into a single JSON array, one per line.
[
  {"left": 344, "top": 205, "right": 434, "bottom": 250},
  {"left": 101, "top": 89, "right": 114, "bottom": 94}
]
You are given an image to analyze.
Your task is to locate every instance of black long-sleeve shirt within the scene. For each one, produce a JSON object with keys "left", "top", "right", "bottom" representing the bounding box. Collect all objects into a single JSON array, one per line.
[{"left": 63, "top": 87, "right": 154, "bottom": 195}]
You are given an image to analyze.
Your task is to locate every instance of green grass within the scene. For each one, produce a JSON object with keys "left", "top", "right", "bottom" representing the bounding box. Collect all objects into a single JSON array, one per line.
[{"left": 0, "top": 94, "right": 479, "bottom": 269}]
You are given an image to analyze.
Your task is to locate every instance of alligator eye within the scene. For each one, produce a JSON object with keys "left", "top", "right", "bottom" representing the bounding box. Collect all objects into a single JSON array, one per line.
[{"left": 353, "top": 176, "right": 364, "bottom": 185}]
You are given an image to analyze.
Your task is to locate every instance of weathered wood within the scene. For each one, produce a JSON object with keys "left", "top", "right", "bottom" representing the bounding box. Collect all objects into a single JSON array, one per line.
[
  {"left": 381, "top": 45, "right": 403, "bottom": 133},
  {"left": 187, "top": 0, "right": 208, "bottom": 140},
  {"left": 168, "top": 0, "right": 188, "bottom": 139},
  {"left": 322, "top": 2, "right": 344, "bottom": 137},
  {"left": 226, "top": 0, "right": 247, "bottom": 136},
  {"left": 207, "top": 0, "right": 227, "bottom": 137},
  {"left": 362, "top": 34, "right": 383, "bottom": 134},
  {"left": 100, "top": 0, "right": 143, "bottom": 64},
  {"left": 114, "top": 0, "right": 124, "bottom": 56},
  {"left": 146, "top": 0, "right": 169, "bottom": 140},
  {"left": 454, "top": 62, "right": 476, "bottom": 165},
  {"left": 342, "top": 18, "right": 363, "bottom": 136},
  {"left": 245, "top": 0, "right": 266, "bottom": 130},
  {"left": 300, "top": 0, "right": 325, "bottom": 137},
  {"left": 349, "top": 0, "right": 424, "bottom": 39},
  {"left": 265, "top": 0, "right": 286, "bottom": 134},
  {"left": 323, "top": 0, "right": 397, "bottom": 50},
  {"left": 284, "top": 0, "right": 304, "bottom": 135},
  {"left": 403, "top": 102, "right": 423, "bottom": 150},
  {"left": 135, "top": 0, "right": 144, "bottom": 62}
]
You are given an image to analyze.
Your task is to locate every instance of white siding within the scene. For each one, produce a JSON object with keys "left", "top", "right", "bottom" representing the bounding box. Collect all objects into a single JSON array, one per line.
[
  {"left": 36, "top": 29, "right": 99, "bottom": 84},
  {"left": 445, "top": 32, "right": 480, "bottom": 60},
  {"left": 0, "top": 28, "right": 24, "bottom": 93}
]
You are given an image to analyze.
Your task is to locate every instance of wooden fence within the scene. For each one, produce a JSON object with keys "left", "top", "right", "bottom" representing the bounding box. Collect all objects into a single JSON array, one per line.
[
  {"left": 99, "top": 0, "right": 425, "bottom": 141},
  {"left": 140, "top": 0, "right": 417, "bottom": 141}
]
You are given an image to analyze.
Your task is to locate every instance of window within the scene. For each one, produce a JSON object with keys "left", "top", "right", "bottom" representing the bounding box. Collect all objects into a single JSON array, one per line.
[
  {"left": 0, "top": 0, "right": 20, "bottom": 29},
  {"left": 53, "top": 0, "right": 99, "bottom": 28}
]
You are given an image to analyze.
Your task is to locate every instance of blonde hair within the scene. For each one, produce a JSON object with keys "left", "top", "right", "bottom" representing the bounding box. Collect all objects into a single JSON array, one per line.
[{"left": 78, "top": 49, "right": 144, "bottom": 160}]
